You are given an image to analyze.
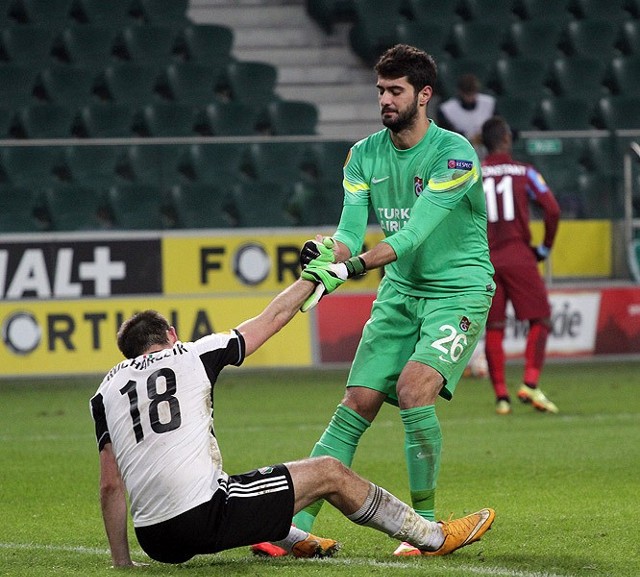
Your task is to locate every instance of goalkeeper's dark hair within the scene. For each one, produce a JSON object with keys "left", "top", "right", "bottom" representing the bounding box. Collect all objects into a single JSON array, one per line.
[
  {"left": 482, "top": 116, "right": 511, "bottom": 153},
  {"left": 117, "top": 310, "right": 171, "bottom": 359},
  {"left": 375, "top": 44, "right": 437, "bottom": 95}
]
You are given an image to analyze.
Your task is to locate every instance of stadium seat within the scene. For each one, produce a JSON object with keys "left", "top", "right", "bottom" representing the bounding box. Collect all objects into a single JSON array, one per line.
[
  {"left": 348, "top": 0, "right": 402, "bottom": 66},
  {"left": 457, "top": 0, "right": 516, "bottom": 25},
  {"left": 62, "top": 145, "right": 123, "bottom": 186},
  {"left": 56, "top": 24, "right": 118, "bottom": 67},
  {"left": 129, "top": 0, "right": 189, "bottom": 26},
  {"left": 548, "top": 56, "right": 607, "bottom": 100},
  {"left": 576, "top": 172, "right": 619, "bottom": 219},
  {"left": 595, "top": 95, "right": 640, "bottom": 130},
  {"left": 506, "top": 19, "right": 563, "bottom": 61},
  {"left": 73, "top": 103, "right": 135, "bottom": 137},
  {"left": 513, "top": 0, "right": 572, "bottom": 22},
  {"left": 0, "top": 63, "right": 38, "bottom": 108},
  {"left": 231, "top": 181, "right": 296, "bottom": 228},
  {"left": 45, "top": 183, "right": 111, "bottom": 231},
  {"left": 264, "top": 100, "right": 318, "bottom": 136},
  {"left": 495, "top": 95, "right": 538, "bottom": 132},
  {"left": 403, "top": 0, "right": 460, "bottom": 26},
  {"left": 9, "top": 0, "right": 74, "bottom": 25},
  {"left": 580, "top": 135, "right": 617, "bottom": 175},
  {"left": 562, "top": 19, "right": 621, "bottom": 62},
  {"left": 0, "top": 0, "right": 12, "bottom": 25},
  {"left": 170, "top": 182, "right": 237, "bottom": 229},
  {"left": 306, "top": 0, "right": 357, "bottom": 34},
  {"left": 36, "top": 64, "right": 98, "bottom": 108},
  {"left": 246, "top": 142, "right": 306, "bottom": 183},
  {"left": 301, "top": 140, "right": 350, "bottom": 182},
  {"left": 107, "top": 183, "right": 172, "bottom": 230},
  {"left": 0, "top": 184, "right": 45, "bottom": 231},
  {"left": 448, "top": 21, "right": 508, "bottom": 62},
  {"left": 570, "top": 0, "right": 631, "bottom": 20},
  {"left": 12, "top": 103, "right": 75, "bottom": 138},
  {"left": 113, "top": 25, "right": 179, "bottom": 64},
  {"left": 195, "top": 100, "right": 259, "bottom": 136},
  {"left": 536, "top": 96, "right": 594, "bottom": 131},
  {"left": 606, "top": 56, "right": 640, "bottom": 95},
  {"left": 0, "top": 105, "right": 14, "bottom": 138},
  {"left": 156, "top": 62, "right": 225, "bottom": 106},
  {"left": 618, "top": 20, "right": 640, "bottom": 55},
  {"left": 288, "top": 179, "right": 342, "bottom": 226},
  {"left": 0, "top": 24, "right": 56, "bottom": 65},
  {"left": 96, "top": 63, "right": 161, "bottom": 106},
  {"left": 394, "top": 20, "right": 449, "bottom": 64},
  {"left": 69, "top": 0, "right": 133, "bottom": 27},
  {"left": 116, "top": 144, "right": 182, "bottom": 187},
  {"left": 174, "top": 24, "right": 233, "bottom": 63},
  {"left": 492, "top": 57, "right": 551, "bottom": 99},
  {"left": 178, "top": 143, "right": 250, "bottom": 185},
  {"left": 1, "top": 146, "right": 63, "bottom": 186},
  {"left": 219, "top": 61, "right": 278, "bottom": 108},
  {"left": 132, "top": 102, "right": 197, "bottom": 137}
]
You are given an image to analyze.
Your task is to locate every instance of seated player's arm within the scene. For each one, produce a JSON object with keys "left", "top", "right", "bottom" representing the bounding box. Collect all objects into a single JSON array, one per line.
[
  {"left": 236, "top": 279, "right": 316, "bottom": 356},
  {"left": 99, "top": 444, "right": 133, "bottom": 567}
]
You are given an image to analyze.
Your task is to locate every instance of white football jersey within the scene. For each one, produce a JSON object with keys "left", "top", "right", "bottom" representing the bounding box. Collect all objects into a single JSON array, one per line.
[{"left": 90, "top": 330, "right": 245, "bottom": 527}]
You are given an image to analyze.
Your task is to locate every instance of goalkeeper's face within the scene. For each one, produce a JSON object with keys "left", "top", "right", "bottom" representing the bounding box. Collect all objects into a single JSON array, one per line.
[{"left": 377, "top": 76, "right": 420, "bottom": 133}]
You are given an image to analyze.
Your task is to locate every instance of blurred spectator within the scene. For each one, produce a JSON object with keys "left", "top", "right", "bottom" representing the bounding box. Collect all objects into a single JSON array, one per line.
[{"left": 437, "top": 73, "right": 495, "bottom": 150}]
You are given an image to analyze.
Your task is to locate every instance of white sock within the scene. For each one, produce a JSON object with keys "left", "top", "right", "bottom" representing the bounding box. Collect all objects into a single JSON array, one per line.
[
  {"left": 271, "top": 525, "right": 309, "bottom": 552},
  {"left": 346, "top": 483, "right": 444, "bottom": 550}
]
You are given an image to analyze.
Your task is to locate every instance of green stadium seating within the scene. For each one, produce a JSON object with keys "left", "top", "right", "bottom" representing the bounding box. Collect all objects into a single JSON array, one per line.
[
  {"left": 619, "top": 20, "right": 640, "bottom": 55},
  {"left": 448, "top": 20, "right": 509, "bottom": 62},
  {"left": 174, "top": 24, "right": 233, "bottom": 63},
  {"left": 300, "top": 140, "right": 350, "bottom": 182},
  {"left": 107, "top": 183, "right": 172, "bottom": 230},
  {"left": 495, "top": 95, "right": 538, "bottom": 132},
  {"left": 56, "top": 24, "right": 118, "bottom": 67},
  {"left": 129, "top": 0, "right": 189, "bottom": 26},
  {"left": 394, "top": 20, "right": 450, "bottom": 64},
  {"left": 0, "top": 184, "right": 45, "bottom": 232},
  {"left": 195, "top": 100, "right": 259, "bottom": 136},
  {"left": 492, "top": 57, "right": 551, "bottom": 99},
  {"left": 69, "top": 0, "right": 133, "bottom": 27},
  {"left": 536, "top": 96, "right": 594, "bottom": 130},
  {"left": 571, "top": 0, "right": 631, "bottom": 20},
  {"left": 96, "top": 63, "right": 161, "bottom": 106},
  {"left": 45, "top": 183, "right": 111, "bottom": 231},
  {"left": 12, "top": 103, "right": 75, "bottom": 138},
  {"left": 0, "top": 63, "right": 38, "bottom": 108},
  {"left": 506, "top": 19, "right": 563, "bottom": 61},
  {"left": 403, "top": 0, "right": 460, "bottom": 26},
  {"left": 156, "top": 62, "right": 225, "bottom": 106},
  {"left": 116, "top": 144, "right": 183, "bottom": 186},
  {"left": 36, "top": 64, "right": 97, "bottom": 108},
  {"left": 265, "top": 100, "right": 318, "bottom": 136},
  {"left": 178, "top": 143, "right": 250, "bottom": 185},
  {"left": 170, "top": 183, "right": 238, "bottom": 229},
  {"left": 606, "top": 56, "right": 640, "bottom": 95},
  {"left": 1, "top": 146, "right": 63, "bottom": 186},
  {"left": 9, "top": 0, "right": 74, "bottom": 25},
  {"left": 113, "top": 25, "right": 179, "bottom": 64},
  {"left": 1, "top": 24, "right": 56, "bottom": 65},
  {"left": 231, "top": 181, "right": 295, "bottom": 228},
  {"left": 220, "top": 60, "right": 278, "bottom": 108},
  {"left": 306, "top": 0, "right": 356, "bottom": 34},
  {"left": 74, "top": 103, "right": 135, "bottom": 137},
  {"left": 62, "top": 145, "right": 123, "bottom": 186},
  {"left": 549, "top": 56, "right": 608, "bottom": 100},
  {"left": 0, "top": 105, "right": 14, "bottom": 138},
  {"left": 457, "top": 0, "right": 517, "bottom": 25},
  {"left": 437, "top": 57, "right": 494, "bottom": 99},
  {"left": 595, "top": 95, "right": 640, "bottom": 130},
  {"left": 246, "top": 141, "right": 306, "bottom": 183},
  {"left": 513, "top": 0, "right": 572, "bottom": 22},
  {"left": 348, "top": 0, "right": 402, "bottom": 66},
  {"left": 288, "top": 180, "right": 342, "bottom": 226},
  {"left": 132, "top": 102, "right": 196, "bottom": 137},
  {"left": 562, "top": 19, "right": 621, "bottom": 61}
]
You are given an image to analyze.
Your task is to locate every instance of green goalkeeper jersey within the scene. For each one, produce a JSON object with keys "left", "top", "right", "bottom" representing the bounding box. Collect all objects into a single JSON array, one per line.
[{"left": 334, "top": 120, "right": 494, "bottom": 298}]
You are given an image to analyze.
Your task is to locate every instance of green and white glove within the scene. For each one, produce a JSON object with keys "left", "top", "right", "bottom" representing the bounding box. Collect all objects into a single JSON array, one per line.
[
  {"left": 300, "top": 255, "right": 366, "bottom": 312},
  {"left": 299, "top": 236, "right": 336, "bottom": 268}
]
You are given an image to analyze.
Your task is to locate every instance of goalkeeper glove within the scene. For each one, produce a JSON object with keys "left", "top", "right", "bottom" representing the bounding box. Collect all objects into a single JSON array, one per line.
[
  {"left": 299, "top": 236, "right": 335, "bottom": 268},
  {"left": 300, "top": 256, "right": 366, "bottom": 312},
  {"left": 532, "top": 244, "right": 550, "bottom": 262}
]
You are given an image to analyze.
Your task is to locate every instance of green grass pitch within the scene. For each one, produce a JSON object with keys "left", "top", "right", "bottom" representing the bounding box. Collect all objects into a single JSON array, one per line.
[{"left": 1, "top": 360, "right": 639, "bottom": 577}]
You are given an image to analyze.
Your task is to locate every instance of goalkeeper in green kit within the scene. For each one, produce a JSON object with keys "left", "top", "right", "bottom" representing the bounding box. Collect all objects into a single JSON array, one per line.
[{"left": 253, "top": 44, "right": 496, "bottom": 558}]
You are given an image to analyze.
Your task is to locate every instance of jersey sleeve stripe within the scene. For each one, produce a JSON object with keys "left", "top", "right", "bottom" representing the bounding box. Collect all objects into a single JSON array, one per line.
[{"left": 427, "top": 165, "right": 478, "bottom": 192}]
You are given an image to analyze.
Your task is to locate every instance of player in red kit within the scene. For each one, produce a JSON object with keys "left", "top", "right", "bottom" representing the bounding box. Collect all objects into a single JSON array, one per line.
[{"left": 480, "top": 117, "right": 561, "bottom": 415}]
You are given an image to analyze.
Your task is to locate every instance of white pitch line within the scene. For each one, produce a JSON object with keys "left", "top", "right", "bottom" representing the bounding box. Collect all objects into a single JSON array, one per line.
[{"left": 0, "top": 542, "right": 572, "bottom": 577}]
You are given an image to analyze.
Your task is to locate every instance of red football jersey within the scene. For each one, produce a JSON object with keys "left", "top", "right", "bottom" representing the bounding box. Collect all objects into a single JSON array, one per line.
[{"left": 481, "top": 152, "right": 560, "bottom": 263}]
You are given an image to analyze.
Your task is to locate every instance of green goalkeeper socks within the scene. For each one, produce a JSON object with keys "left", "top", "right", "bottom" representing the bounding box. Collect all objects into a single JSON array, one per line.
[
  {"left": 292, "top": 403, "right": 371, "bottom": 532},
  {"left": 400, "top": 405, "right": 442, "bottom": 521}
]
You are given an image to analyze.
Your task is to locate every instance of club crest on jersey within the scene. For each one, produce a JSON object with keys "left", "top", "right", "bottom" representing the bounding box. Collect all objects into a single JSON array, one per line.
[
  {"left": 259, "top": 466, "right": 274, "bottom": 475},
  {"left": 459, "top": 316, "right": 471, "bottom": 332},
  {"left": 448, "top": 159, "right": 473, "bottom": 171},
  {"left": 414, "top": 176, "right": 424, "bottom": 196}
]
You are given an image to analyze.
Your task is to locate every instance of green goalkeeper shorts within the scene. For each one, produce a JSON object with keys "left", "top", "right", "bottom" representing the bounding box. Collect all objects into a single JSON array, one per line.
[{"left": 346, "top": 278, "right": 492, "bottom": 403}]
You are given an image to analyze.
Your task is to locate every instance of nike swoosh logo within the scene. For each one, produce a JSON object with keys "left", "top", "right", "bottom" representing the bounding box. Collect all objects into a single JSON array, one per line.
[{"left": 371, "top": 176, "right": 389, "bottom": 184}]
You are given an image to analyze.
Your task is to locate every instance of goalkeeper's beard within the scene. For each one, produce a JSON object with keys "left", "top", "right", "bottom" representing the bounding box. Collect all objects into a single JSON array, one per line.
[{"left": 381, "top": 98, "right": 419, "bottom": 133}]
